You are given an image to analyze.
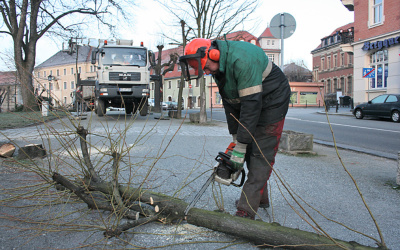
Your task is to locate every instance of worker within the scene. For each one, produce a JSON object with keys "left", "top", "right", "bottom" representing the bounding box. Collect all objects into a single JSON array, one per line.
[{"left": 179, "top": 38, "right": 291, "bottom": 219}]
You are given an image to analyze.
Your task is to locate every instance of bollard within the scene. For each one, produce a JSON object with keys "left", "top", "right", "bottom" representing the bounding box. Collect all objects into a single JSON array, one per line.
[{"left": 397, "top": 151, "right": 400, "bottom": 186}]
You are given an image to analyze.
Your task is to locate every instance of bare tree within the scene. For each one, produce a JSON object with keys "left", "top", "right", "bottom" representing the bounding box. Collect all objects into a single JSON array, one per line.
[
  {"left": 0, "top": 87, "right": 8, "bottom": 111},
  {"left": 156, "top": 0, "right": 259, "bottom": 123},
  {"left": 0, "top": 0, "right": 129, "bottom": 111},
  {"left": 283, "top": 61, "right": 313, "bottom": 82}
]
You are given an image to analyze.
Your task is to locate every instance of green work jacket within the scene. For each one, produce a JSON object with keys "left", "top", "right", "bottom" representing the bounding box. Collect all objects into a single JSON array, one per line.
[{"left": 214, "top": 40, "right": 290, "bottom": 144}]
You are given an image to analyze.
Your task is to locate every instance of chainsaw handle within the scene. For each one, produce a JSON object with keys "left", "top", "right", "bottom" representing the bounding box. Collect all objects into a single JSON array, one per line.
[{"left": 215, "top": 152, "right": 232, "bottom": 166}]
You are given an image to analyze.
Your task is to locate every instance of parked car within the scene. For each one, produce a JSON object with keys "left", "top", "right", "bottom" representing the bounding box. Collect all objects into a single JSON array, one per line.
[
  {"left": 353, "top": 94, "right": 400, "bottom": 122},
  {"left": 162, "top": 102, "right": 169, "bottom": 110},
  {"left": 164, "top": 101, "right": 184, "bottom": 110}
]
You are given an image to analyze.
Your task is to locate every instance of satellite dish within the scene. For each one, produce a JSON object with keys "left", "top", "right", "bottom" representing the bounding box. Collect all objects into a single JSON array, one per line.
[{"left": 270, "top": 13, "right": 296, "bottom": 39}]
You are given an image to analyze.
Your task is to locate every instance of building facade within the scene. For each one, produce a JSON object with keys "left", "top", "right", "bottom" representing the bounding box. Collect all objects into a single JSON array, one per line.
[
  {"left": 33, "top": 45, "right": 96, "bottom": 108},
  {"left": 311, "top": 23, "right": 355, "bottom": 98},
  {"left": 342, "top": 0, "right": 400, "bottom": 104},
  {"left": 258, "top": 27, "right": 281, "bottom": 66},
  {"left": 154, "top": 30, "right": 283, "bottom": 109}
]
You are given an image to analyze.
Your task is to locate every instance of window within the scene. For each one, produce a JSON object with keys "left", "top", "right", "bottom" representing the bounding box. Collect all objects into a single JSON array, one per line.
[
  {"left": 267, "top": 40, "right": 270, "bottom": 45},
  {"left": 326, "top": 79, "right": 331, "bottom": 93},
  {"left": 195, "top": 79, "right": 199, "bottom": 87},
  {"left": 57, "top": 69, "right": 60, "bottom": 76},
  {"left": 369, "top": 50, "right": 388, "bottom": 89},
  {"left": 64, "top": 82, "right": 67, "bottom": 90},
  {"left": 272, "top": 40, "right": 275, "bottom": 45},
  {"left": 64, "top": 97, "right": 67, "bottom": 104},
  {"left": 369, "top": 0, "right": 383, "bottom": 27},
  {"left": 290, "top": 92, "right": 298, "bottom": 104},
  {"left": 348, "top": 54, "right": 353, "bottom": 65},
  {"left": 334, "top": 55, "right": 337, "bottom": 68},
  {"left": 78, "top": 67, "right": 81, "bottom": 73},
  {"left": 300, "top": 92, "right": 317, "bottom": 105},
  {"left": 71, "top": 68, "right": 74, "bottom": 74},
  {"left": 386, "top": 95, "right": 397, "bottom": 103},
  {"left": 44, "top": 71, "right": 47, "bottom": 77},
  {"left": 341, "top": 53, "right": 344, "bottom": 66},
  {"left": 327, "top": 56, "right": 331, "bottom": 69},
  {"left": 347, "top": 76, "right": 353, "bottom": 96},
  {"left": 71, "top": 81, "right": 75, "bottom": 89},
  {"left": 373, "top": 0, "right": 383, "bottom": 24},
  {"left": 333, "top": 78, "right": 338, "bottom": 92},
  {"left": 177, "top": 80, "right": 180, "bottom": 88},
  {"left": 340, "top": 77, "right": 345, "bottom": 91},
  {"left": 49, "top": 83, "right": 53, "bottom": 91},
  {"left": 267, "top": 54, "right": 274, "bottom": 62},
  {"left": 321, "top": 58, "right": 325, "bottom": 70},
  {"left": 168, "top": 81, "right": 171, "bottom": 89},
  {"left": 371, "top": 94, "right": 387, "bottom": 104},
  {"left": 38, "top": 72, "right": 40, "bottom": 78},
  {"left": 64, "top": 69, "right": 67, "bottom": 75}
]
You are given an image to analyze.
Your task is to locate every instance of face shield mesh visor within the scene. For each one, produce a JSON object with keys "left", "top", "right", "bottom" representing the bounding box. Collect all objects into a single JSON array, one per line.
[{"left": 178, "top": 47, "right": 207, "bottom": 81}]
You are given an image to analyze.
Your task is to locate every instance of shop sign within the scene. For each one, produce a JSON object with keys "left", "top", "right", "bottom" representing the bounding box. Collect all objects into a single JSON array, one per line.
[{"left": 362, "top": 35, "right": 400, "bottom": 51}]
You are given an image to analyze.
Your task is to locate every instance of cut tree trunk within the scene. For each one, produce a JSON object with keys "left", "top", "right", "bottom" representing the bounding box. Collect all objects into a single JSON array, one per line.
[{"left": 86, "top": 181, "right": 379, "bottom": 250}]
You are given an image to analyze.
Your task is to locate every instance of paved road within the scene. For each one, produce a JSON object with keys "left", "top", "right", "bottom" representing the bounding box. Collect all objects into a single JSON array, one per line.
[
  {"left": 195, "top": 107, "right": 400, "bottom": 160},
  {"left": 1, "top": 111, "right": 399, "bottom": 249}
]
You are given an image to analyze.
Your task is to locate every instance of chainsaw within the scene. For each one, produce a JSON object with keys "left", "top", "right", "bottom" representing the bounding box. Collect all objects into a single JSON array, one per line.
[{"left": 184, "top": 151, "right": 245, "bottom": 216}]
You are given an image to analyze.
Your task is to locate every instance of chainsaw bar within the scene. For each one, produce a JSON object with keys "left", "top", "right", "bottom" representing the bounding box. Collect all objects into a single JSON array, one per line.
[{"left": 184, "top": 171, "right": 216, "bottom": 216}]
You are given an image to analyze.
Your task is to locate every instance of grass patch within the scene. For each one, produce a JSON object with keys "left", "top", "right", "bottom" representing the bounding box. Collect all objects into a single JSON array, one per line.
[{"left": 0, "top": 111, "right": 67, "bottom": 130}]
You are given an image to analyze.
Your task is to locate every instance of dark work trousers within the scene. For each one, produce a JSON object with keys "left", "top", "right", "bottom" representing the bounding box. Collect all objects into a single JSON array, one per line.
[{"left": 236, "top": 118, "right": 285, "bottom": 217}]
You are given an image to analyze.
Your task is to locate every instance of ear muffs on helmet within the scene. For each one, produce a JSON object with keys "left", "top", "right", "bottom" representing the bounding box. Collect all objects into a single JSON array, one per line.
[{"left": 208, "top": 49, "right": 220, "bottom": 61}]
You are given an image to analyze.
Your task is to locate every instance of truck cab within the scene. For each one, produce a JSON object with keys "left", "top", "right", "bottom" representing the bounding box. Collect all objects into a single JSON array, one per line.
[{"left": 91, "top": 39, "right": 153, "bottom": 116}]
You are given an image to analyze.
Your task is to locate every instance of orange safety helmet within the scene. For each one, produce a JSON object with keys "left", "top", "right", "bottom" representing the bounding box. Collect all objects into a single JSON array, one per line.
[
  {"left": 179, "top": 38, "right": 219, "bottom": 81},
  {"left": 184, "top": 38, "right": 211, "bottom": 73}
]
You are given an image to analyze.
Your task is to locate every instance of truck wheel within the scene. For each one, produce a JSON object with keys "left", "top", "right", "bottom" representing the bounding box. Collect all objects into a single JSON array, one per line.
[
  {"left": 96, "top": 99, "right": 106, "bottom": 117},
  {"left": 139, "top": 99, "right": 148, "bottom": 116},
  {"left": 125, "top": 103, "right": 133, "bottom": 115}
]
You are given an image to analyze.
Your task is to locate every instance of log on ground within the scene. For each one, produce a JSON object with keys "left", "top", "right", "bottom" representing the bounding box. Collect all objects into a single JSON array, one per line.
[{"left": 88, "top": 182, "right": 379, "bottom": 250}]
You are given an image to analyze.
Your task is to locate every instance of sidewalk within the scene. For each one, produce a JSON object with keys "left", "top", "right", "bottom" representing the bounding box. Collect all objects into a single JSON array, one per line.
[{"left": 0, "top": 114, "right": 399, "bottom": 249}]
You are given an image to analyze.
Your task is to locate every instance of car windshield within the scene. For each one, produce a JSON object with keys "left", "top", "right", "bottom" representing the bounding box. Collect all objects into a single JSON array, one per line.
[{"left": 100, "top": 47, "right": 147, "bottom": 66}]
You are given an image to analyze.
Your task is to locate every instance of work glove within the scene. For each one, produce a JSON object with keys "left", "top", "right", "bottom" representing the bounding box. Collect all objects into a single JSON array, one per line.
[
  {"left": 225, "top": 134, "right": 237, "bottom": 155},
  {"left": 230, "top": 141, "right": 246, "bottom": 171}
]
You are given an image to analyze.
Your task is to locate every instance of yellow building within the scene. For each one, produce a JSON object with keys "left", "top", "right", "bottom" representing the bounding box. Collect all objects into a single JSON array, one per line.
[{"left": 33, "top": 45, "right": 96, "bottom": 108}]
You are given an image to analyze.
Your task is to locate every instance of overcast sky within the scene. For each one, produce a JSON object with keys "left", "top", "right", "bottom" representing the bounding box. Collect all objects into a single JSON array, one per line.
[{"left": 0, "top": 0, "right": 354, "bottom": 71}]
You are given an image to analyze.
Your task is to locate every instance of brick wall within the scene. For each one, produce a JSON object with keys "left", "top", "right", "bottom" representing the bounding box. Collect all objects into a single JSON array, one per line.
[{"left": 354, "top": 0, "right": 400, "bottom": 41}]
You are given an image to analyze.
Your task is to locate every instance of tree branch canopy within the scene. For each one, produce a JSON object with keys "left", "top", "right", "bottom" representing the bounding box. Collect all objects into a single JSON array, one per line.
[{"left": 0, "top": 0, "right": 129, "bottom": 110}]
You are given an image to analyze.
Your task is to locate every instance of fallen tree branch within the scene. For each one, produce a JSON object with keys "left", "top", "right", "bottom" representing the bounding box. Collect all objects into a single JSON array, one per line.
[
  {"left": 85, "top": 181, "right": 380, "bottom": 249},
  {"left": 77, "top": 126, "right": 100, "bottom": 182},
  {"left": 52, "top": 172, "right": 139, "bottom": 221}
]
